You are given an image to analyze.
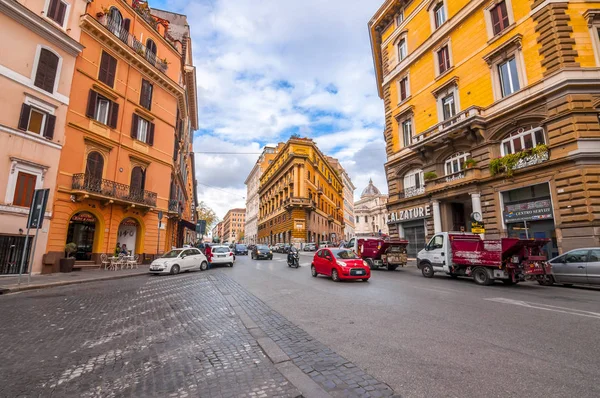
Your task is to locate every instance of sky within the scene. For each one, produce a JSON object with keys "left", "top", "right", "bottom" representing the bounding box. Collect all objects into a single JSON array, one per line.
[{"left": 154, "top": 0, "right": 388, "bottom": 220}]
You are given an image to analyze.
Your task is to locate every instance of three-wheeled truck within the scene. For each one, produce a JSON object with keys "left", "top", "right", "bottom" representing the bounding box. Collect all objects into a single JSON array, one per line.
[
  {"left": 417, "top": 232, "right": 550, "bottom": 285},
  {"left": 345, "top": 237, "right": 409, "bottom": 270}
]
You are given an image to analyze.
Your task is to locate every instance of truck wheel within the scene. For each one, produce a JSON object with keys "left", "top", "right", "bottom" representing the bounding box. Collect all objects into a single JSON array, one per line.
[
  {"left": 421, "top": 263, "right": 434, "bottom": 278},
  {"left": 365, "top": 258, "right": 376, "bottom": 270},
  {"left": 387, "top": 264, "right": 398, "bottom": 271},
  {"left": 472, "top": 267, "right": 493, "bottom": 286}
]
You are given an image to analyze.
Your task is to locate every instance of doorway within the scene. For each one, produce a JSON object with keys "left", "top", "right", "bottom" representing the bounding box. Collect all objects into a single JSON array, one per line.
[
  {"left": 117, "top": 218, "right": 138, "bottom": 255},
  {"left": 66, "top": 212, "right": 97, "bottom": 261}
]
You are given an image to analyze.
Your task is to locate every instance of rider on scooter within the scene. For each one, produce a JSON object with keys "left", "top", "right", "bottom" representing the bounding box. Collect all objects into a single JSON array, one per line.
[{"left": 287, "top": 245, "right": 299, "bottom": 267}]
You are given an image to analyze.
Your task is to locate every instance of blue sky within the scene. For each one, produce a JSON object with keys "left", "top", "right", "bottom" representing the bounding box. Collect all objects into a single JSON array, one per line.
[{"left": 153, "top": 0, "right": 387, "bottom": 218}]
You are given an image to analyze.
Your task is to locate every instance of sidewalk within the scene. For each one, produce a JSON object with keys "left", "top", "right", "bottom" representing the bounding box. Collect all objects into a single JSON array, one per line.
[{"left": 0, "top": 266, "right": 149, "bottom": 295}]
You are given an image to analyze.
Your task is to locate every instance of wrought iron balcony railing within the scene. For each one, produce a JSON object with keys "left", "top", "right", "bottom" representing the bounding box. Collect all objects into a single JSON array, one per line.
[
  {"left": 103, "top": 13, "right": 168, "bottom": 74},
  {"left": 72, "top": 174, "right": 157, "bottom": 207},
  {"left": 398, "top": 186, "right": 426, "bottom": 200}
]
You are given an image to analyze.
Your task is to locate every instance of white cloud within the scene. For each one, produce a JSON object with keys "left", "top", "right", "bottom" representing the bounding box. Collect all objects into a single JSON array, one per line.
[{"left": 167, "top": 0, "right": 387, "bottom": 215}]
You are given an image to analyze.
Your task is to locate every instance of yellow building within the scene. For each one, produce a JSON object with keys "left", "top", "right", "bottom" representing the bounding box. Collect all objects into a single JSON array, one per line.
[
  {"left": 257, "top": 138, "right": 344, "bottom": 246},
  {"left": 369, "top": 0, "right": 600, "bottom": 257}
]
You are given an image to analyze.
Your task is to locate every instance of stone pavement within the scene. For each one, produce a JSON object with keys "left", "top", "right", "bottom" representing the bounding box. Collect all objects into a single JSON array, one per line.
[
  {"left": 0, "top": 270, "right": 398, "bottom": 397},
  {"left": 0, "top": 266, "right": 149, "bottom": 294}
]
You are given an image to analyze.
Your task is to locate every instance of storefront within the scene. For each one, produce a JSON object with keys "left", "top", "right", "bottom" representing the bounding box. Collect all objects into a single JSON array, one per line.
[
  {"left": 117, "top": 218, "right": 138, "bottom": 255},
  {"left": 501, "top": 183, "right": 558, "bottom": 258},
  {"left": 387, "top": 203, "right": 431, "bottom": 257},
  {"left": 66, "top": 212, "right": 97, "bottom": 261}
]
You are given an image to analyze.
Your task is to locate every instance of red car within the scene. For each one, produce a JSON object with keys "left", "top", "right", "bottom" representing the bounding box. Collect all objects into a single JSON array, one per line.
[{"left": 311, "top": 248, "right": 370, "bottom": 282}]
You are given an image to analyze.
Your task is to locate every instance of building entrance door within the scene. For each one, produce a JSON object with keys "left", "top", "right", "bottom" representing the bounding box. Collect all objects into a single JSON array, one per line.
[
  {"left": 66, "top": 212, "right": 97, "bottom": 261},
  {"left": 117, "top": 218, "right": 138, "bottom": 255}
]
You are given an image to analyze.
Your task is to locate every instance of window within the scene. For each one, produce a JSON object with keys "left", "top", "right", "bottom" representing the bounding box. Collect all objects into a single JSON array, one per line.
[
  {"left": 98, "top": 51, "right": 117, "bottom": 87},
  {"left": 404, "top": 169, "right": 424, "bottom": 190},
  {"left": 12, "top": 172, "right": 37, "bottom": 207},
  {"left": 490, "top": 1, "right": 509, "bottom": 35},
  {"left": 498, "top": 57, "right": 520, "bottom": 97},
  {"left": 145, "top": 39, "right": 157, "bottom": 65},
  {"left": 399, "top": 76, "right": 409, "bottom": 102},
  {"left": 108, "top": 7, "right": 123, "bottom": 36},
  {"left": 434, "top": 3, "right": 446, "bottom": 28},
  {"left": 86, "top": 90, "right": 119, "bottom": 128},
  {"left": 445, "top": 152, "right": 470, "bottom": 175},
  {"left": 397, "top": 12, "right": 404, "bottom": 27},
  {"left": 402, "top": 119, "right": 412, "bottom": 147},
  {"left": 46, "top": 0, "right": 67, "bottom": 26},
  {"left": 140, "top": 79, "right": 153, "bottom": 110},
  {"left": 131, "top": 114, "right": 155, "bottom": 145},
  {"left": 364, "top": 216, "right": 368, "bottom": 223},
  {"left": 34, "top": 49, "right": 59, "bottom": 93},
  {"left": 564, "top": 250, "right": 588, "bottom": 263},
  {"left": 437, "top": 45, "right": 451, "bottom": 74},
  {"left": 17, "top": 104, "right": 56, "bottom": 139},
  {"left": 130, "top": 166, "right": 145, "bottom": 192},
  {"left": 85, "top": 151, "right": 104, "bottom": 181},
  {"left": 428, "top": 235, "right": 444, "bottom": 250},
  {"left": 500, "top": 127, "right": 546, "bottom": 156},
  {"left": 398, "top": 38, "right": 407, "bottom": 61},
  {"left": 442, "top": 93, "right": 456, "bottom": 120}
]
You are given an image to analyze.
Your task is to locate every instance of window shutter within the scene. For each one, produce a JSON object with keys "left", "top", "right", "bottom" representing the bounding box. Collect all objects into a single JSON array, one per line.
[
  {"left": 148, "top": 122, "right": 155, "bottom": 146},
  {"left": 99, "top": 52, "right": 117, "bottom": 87},
  {"left": 99, "top": 52, "right": 108, "bottom": 84},
  {"left": 86, "top": 90, "right": 98, "bottom": 118},
  {"left": 109, "top": 101, "right": 119, "bottom": 128},
  {"left": 131, "top": 114, "right": 139, "bottom": 139},
  {"left": 107, "top": 56, "right": 117, "bottom": 87},
  {"left": 34, "top": 50, "right": 59, "bottom": 93},
  {"left": 43, "top": 114, "right": 56, "bottom": 140},
  {"left": 18, "top": 104, "right": 31, "bottom": 131},
  {"left": 123, "top": 19, "right": 131, "bottom": 32},
  {"left": 57, "top": 2, "right": 67, "bottom": 25},
  {"left": 47, "top": 0, "right": 58, "bottom": 20}
]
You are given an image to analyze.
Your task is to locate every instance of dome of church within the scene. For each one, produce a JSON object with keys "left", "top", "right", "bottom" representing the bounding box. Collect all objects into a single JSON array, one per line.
[{"left": 361, "top": 178, "right": 381, "bottom": 198}]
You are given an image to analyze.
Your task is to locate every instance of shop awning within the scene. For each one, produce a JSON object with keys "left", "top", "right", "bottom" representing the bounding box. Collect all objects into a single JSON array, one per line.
[{"left": 179, "top": 219, "right": 196, "bottom": 231}]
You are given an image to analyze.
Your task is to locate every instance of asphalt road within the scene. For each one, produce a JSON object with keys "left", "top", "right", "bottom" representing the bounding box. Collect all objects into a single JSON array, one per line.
[{"left": 229, "top": 252, "right": 600, "bottom": 398}]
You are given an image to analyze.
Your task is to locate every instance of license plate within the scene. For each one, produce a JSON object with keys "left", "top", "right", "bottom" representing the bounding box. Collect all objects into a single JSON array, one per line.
[
  {"left": 355, "top": 270, "right": 364, "bottom": 275},
  {"left": 217, "top": 255, "right": 225, "bottom": 258}
]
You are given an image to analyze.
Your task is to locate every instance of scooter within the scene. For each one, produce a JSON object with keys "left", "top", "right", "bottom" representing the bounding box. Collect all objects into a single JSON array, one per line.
[{"left": 287, "top": 250, "right": 300, "bottom": 268}]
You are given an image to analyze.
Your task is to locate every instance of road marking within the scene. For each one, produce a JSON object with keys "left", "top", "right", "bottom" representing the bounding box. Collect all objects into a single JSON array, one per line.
[{"left": 485, "top": 297, "right": 600, "bottom": 320}]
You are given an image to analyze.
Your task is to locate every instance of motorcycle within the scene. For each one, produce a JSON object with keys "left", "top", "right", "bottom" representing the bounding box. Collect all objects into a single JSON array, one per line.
[{"left": 287, "top": 250, "right": 300, "bottom": 268}]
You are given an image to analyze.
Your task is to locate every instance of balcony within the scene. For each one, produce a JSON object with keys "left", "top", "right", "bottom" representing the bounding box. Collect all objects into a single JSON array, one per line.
[
  {"left": 426, "top": 168, "right": 482, "bottom": 193},
  {"left": 284, "top": 197, "right": 316, "bottom": 210},
  {"left": 398, "top": 186, "right": 426, "bottom": 199},
  {"left": 100, "top": 13, "right": 168, "bottom": 74},
  {"left": 72, "top": 174, "right": 157, "bottom": 207},
  {"left": 411, "top": 106, "right": 484, "bottom": 150},
  {"left": 168, "top": 199, "right": 181, "bottom": 214}
]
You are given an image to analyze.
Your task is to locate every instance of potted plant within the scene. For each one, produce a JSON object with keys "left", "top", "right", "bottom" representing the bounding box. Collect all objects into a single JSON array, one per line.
[
  {"left": 464, "top": 158, "right": 477, "bottom": 169},
  {"left": 96, "top": 6, "right": 110, "bottom": 23},
  {"left": 423, "top": 171, "right": 438, "bottom": 181},
  {"left": 60, "top": 242, "right": 78, "bottom": 272}
]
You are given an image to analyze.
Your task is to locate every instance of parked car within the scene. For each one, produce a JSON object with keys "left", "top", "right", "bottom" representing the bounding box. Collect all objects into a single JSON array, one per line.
[
  {"left": 304, "top": 243, "right": 317, "bottom": 252},
  {"left": 540, "top": 248, "right": 600, "bottom": 286},
  {"left": 251, "top": 244, "right": 273, "bottom": 260},
  {"left": 281, "top": 244, "right": 292, "bottom": 253},
  {"left": 208, "top": 245, "right": 235, "bottom": 267},
  {"left": 311, "top": 248, "right": 370, "bottom": 282},
  {"left": 235, "top": 244, "right": 249, "bottom": 255},
  {"left": 319, "top": 241, "right": 331, "bottom": 249},
  {"left": 274, "top": 243, "right": 285, "bottom": 253},
  {"left": 149, "top": 248, "right": 208, "bottom": 275}
]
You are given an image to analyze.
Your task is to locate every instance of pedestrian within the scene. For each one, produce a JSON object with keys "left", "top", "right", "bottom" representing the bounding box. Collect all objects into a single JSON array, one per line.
[
  {"left": 121, "top": 243, "right": 128, "bottom": 255},
  {"left": 115, "top": 243, "right": 121, "bottom": 256},
  {"left": 205, "top": 244, "right": 212, "bottom": 269}
]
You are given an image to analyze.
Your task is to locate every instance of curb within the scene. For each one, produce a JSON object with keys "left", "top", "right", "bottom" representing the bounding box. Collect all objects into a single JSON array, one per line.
[{"left": 0, "top": 271, "right": 149, "bottom": 295}]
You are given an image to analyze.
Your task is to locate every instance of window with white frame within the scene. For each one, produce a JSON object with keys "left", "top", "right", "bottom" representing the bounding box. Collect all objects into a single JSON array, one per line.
[
  {"left": 46, "top": 0, "right": 69, "bottom": 27},
  {"left": 396, "top": 11, "right": 405, "bottom": 26},
  {"left": 401, "top": 119, "right": 412, "bottom": 148},
  {"left": 5, "top": 159, "right": 45, "bottom": 207},
  {"left": 445, "top": 152, "right": 470, "bottom": 175},
  {"left": 584, "top": 11, "right": 600, "bottom": 66},
  {"left": 441, "top": 93, "right": 456, "bottom": 120},
  {"left": 398, "top": 38, "right": 407, "bottom": 61},
  {"left": 500, "top": 127, "right": 546, "bottom": 156},
  {"left": 404, "top": 169, "right": 425, "bottom": 196},
  {"left": 498, "top": 57, "right": 520, "bottom": 97},
  {"left": 95, "top": 97, "right": 110, "bottom": 125},
  {"left": 433, "top": 2, "right": 447, "bottom": 29},
  {"left": 137, "top": 118, "right": 149, "bottom": 143},
  {"left": 434, "top": 80, "right": 460, "bottom": 123},
  {"left": 437, "top": 45, "right": 451, "bottom": 74},
  {"left": 398, "top": 76, "right": 409, "bottom": 102},
  {"left": 484, "top": 0, "right": 515, "bottom": 39},
  {"left": 483, "top": 35, "right": 527, "bottom": 101}
]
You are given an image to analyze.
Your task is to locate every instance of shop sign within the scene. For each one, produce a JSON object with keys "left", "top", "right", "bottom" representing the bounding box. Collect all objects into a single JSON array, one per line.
[
  {"left": 503, "top": 197, "right": 553, "bottom": 223},
  {"left": 71, "top": 212, "right": 96, "bottom": 223},
  {"left": 471, "top": 221, "right": 485, "bottom": 234},
  {"left": 387, "top": 204, "right": 431, "bottom": 224}
]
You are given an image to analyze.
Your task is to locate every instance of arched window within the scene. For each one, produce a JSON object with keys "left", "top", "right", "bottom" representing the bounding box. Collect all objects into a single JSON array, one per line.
[
  {"left": 130, "top": 166, "right": 145, "bottom": 193},
  {"left": 145, "top": 39, "right": 157, "bottom": 65},
  {"left": 108, "top": 7, "right": 123, "bottom": 35},
  {"left": 403, "top": 169, "right": 424, "bottom": 198},
  {"left": 85, "top": 151, "right": 104, "bottom": 181},
  {"left": 500, "top": 127, "right": 545, "bottom": 156},
  {"left": 34, "top": 48, "right": 59, "bottom": 93},
  {"left": 445, "top": 152, "right": 470, "bottom": 175},
  {"left": 397, "top": 36, "right": 408, "bottom": 62}
]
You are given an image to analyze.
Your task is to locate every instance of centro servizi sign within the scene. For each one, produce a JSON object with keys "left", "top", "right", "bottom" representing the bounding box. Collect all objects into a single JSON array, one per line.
[{"left": 387, "top": 204, "right": 431, "bottom": 224}]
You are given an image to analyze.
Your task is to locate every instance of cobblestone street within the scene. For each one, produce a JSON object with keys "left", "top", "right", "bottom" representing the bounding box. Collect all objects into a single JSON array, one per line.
[{"left": 0, "top": 268, "right": 395, "bottom": 397}]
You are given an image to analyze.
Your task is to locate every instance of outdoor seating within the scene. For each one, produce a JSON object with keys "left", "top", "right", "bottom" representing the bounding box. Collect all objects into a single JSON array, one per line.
[{"left": 100, "top": 253, "right": 110, "bottom": 270}]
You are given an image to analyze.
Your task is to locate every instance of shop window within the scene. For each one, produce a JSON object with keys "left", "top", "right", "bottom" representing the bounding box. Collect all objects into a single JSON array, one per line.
[
  {"left": 444, "top": 152, "right": 470, "bottom": 175},
  {"left": 34, "top": 48, "right": 60, "bottom": 93},
  {"left": 500, "top": 127, "right": 546, "bottom": 156}
]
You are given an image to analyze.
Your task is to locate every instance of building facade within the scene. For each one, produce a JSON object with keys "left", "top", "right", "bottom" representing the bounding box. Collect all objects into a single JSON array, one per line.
[
  {"left": 0, "top": 0, "right": 85, "bottom": 275},
  {"left": 369, "top": 0, "right": 600, "bottom": 257},
  {"left": 43, "top": 0, "right": 197, "bottom": 271},
  {"left": 354, "top": 179, "right": 389, "bottom": 238},
  {"left": 244, "top": 146, "right": 278, "bottom": 245},
  {"left": 257, "top": 138, "right": 345, "bottom": 246},
  {"left": 211, "top": 221, "right": 223, "bottom": 243},
  {"left": 326, "top": 157, "right": 356, "bottom": 241},
  {"left": 223, "top": 208, "right": 245, "bottom": 244}
]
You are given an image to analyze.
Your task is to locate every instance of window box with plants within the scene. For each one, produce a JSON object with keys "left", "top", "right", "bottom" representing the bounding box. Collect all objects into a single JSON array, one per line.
[
  {"left": 423, "top": 171, "right": 438, "bottom": 181},
  {"left": 489, "top": 144, "right": 549, "bottom": 177},
  {"left": 464, "top": 158, "right": 477, "bottom": 169},
  {"left": 60, "top": 242, "right": 78, "bottom": 272}
]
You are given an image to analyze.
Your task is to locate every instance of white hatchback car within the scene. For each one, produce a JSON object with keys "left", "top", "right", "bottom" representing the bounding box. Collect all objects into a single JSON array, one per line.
[
  {"left": 209, "top": 245, "right": 235, "bottom": 267},
  {"left": 149, "top": 248, "right": 208, "bottom": 275}
]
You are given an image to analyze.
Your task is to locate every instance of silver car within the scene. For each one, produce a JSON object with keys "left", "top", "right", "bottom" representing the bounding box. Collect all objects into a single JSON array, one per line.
[{"left": 542, "top": 248, "right": 600, "bottom": 286}]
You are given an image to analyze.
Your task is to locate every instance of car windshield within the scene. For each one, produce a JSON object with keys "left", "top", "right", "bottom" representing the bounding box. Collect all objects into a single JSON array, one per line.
[
  {"left": 236, "top": 245, "right": 247, "bottom": 249},
  {"left": 257, "top": 245, "right": 269, "bottom": 250},
  {"left": 162, "top": 250, "right": 183, "bottom": 258},
  {"left": 212, "top": 247, "right": 229, "bottom": 253},
  {"left": 332, "top": 249, "right": 359, "bottom": 259}
]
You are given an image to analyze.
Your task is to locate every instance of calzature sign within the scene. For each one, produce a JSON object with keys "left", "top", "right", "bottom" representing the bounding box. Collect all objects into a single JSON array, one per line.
[{"left": 387, "top": 204, "right": 431, "bottom": 224}]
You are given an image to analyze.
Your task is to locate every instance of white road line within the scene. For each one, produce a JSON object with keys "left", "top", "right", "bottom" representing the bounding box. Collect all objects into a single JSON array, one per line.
[{"left": 485, "top": 297, "right": 600, "bottom": 320}]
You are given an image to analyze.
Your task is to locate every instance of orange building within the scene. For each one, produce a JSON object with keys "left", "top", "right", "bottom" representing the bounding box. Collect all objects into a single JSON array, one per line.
[{"left": 44, "top": 0, "right": 197, "bottom": 271}]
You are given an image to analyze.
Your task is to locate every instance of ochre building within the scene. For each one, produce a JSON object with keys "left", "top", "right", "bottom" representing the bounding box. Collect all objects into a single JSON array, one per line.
[
  {"left": 222, "top": 208, "right": 246, "bottom": 244},
  {"left": 44, "top": 0, "right": 197, "bottom": 271},
  {"left": 369, "top": 0, "right": 600, "bottom": 257},
  {"left": 257, "top": 138, "right": 345, "bottom": 246}
]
